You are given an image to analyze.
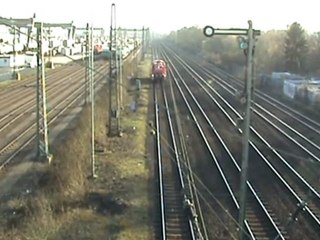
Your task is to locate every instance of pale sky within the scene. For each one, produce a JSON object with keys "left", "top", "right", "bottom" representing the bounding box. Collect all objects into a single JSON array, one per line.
[{"left": 1, "top": 0, "right": 319, "bottom": 34}]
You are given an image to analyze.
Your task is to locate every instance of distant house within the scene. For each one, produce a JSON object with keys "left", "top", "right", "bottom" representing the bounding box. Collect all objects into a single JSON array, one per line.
[
  {"left": 25, "top": 52, "right": 37, "bottom": 68},
  {"left": 0, "top": 55, "right": 25, "bottom": 67}
]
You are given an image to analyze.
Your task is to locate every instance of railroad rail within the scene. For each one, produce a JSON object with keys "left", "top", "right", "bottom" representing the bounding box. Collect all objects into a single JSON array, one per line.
[
  {"left": 164, "top": 51, "right": 286, "bottom": 239},
  {"left": 161, "top": 45, "right": 320, "bottom": 238},
  {"left": 153, "top": 67, "right": 196, "bottom": 239},
  {"left": 0, "top": 61, "right": 107, "bottom": 169}
]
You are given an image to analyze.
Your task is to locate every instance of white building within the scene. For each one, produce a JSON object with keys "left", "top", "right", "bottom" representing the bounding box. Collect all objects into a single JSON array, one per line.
[{"left": 0, "top": 55, "right": 25, "bottom": 67}]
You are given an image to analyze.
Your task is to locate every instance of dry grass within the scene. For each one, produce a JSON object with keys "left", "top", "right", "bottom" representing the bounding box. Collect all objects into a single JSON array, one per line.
[
  {"left": 0, "top": 50, "right": 153, "bottom": 239},
  {"left": 94, "top": 52, "right": 153, "bottom": 240},
  {"left": 0, "top": 105, "right": 92, "bottom": 239}
]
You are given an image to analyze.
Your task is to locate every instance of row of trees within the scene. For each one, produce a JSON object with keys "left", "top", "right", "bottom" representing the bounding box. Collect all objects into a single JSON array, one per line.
[{"left": 165, "top": 23, "right": 320, "bottom": 77}]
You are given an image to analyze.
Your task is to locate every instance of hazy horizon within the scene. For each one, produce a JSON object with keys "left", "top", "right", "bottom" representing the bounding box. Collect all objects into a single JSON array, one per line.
[{"left": 1, "top": 0, "right": 319, "bottom": 34}]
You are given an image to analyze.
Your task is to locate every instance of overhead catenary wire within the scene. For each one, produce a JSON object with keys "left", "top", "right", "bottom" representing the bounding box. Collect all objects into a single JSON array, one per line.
[
  {"left": 6, "top": 21, "right": 315, "bottom": 237},
  {"left": 11, "top": 22, "right": 315, "bottom": 167}
]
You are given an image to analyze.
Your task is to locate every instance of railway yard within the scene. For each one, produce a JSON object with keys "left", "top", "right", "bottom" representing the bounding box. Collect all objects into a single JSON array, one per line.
[{"left": 0, "top": 36, "right": 320, "bottom": 240}]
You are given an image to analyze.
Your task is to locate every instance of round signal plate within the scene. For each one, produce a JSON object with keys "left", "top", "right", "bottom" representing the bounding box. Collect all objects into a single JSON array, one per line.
[{"left": 203, "top": 26, "right": 215, "bottom": 37}]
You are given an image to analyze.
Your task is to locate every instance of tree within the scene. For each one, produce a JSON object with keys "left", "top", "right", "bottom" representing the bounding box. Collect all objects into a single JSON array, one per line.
[
  {"left": 306, "top": 32, "right": 320, "bottom": 75},
  {"left": 175, "top": 27, "right": 205, "bottom": 55},
  {"left": 284, "top": 22, "right": 308, "bottom": 73},
  {"left": 255, "top": 30, "right": 286, "bottom": 73}
]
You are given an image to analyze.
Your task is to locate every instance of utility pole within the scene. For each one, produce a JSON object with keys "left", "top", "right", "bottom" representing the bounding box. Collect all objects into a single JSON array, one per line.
[
  {"left": 107, "top": 23, "right": 146, "bottom": 136},
  {"left": 238, "top": 20, "right": 254, "bottom": 240},
  {"left": 118, "top": 28, "right": 123, "bottom": 109},
  {"left": 85, "top": 23, "right": 90, "bottom": 104},
  {"left": 12, "top": 22, "right": 17, "bottom": 79},
  {"left": 89, "top": 25, "right": 97, "bottom": 178},
  {"left": 203, "top": 21, "right": 259, "bottom": 240},
  {"left": 108, "top": 3, "right": 121, "bottom": 136},
  {"left": 36, "top": 22, "right": 52, "bottom": 163},
  {"left": 134, "top": 28, "right": 138, "bottom": 73},
  {"left": 48, "top": 27, "right": 54, "bottom": 69},
  {"left": 118, "top": 42, "right": 123, "bottom": 110},
  {"left": 116, "top": 27, "right": 145, "bottom": 75},
  {"left": 141, "top": 26, "right": 145, "bottom": 61}
]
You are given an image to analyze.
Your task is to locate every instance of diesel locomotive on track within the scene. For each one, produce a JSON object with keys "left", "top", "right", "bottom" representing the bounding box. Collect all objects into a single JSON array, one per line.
[{"left": 152, "top": 59, "right": 167, "bottom": 82}]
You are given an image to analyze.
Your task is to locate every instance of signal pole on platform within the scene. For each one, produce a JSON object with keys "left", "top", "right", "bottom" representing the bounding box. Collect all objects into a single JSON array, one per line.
[{"left": 204, "top": 20, "right": 260, "bottom": 240}]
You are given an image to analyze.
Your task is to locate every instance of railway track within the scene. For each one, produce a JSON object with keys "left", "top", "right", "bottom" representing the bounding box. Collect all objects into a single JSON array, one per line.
[
  {"left": 0, "top": 60, "right": 108, "bottom": 169},
  {"left": 195, "top": 63, "right": 320, "bottom": 161},
  {"left": 0, "top": 66, "right": 85, "bottom": 134},
  {"left": 160, "top": 46, "right": 320, "bottom": 238},
  {"left": 205, "top": 63, "right": 320, "bottom": 135},
  {"left": 0, "top": 62, "right": 80, "bottom": 104},
  {"left": 164, "top": 51, "right": 286, "bottom": 239},
  {"left": 153, "top": 70, "right": 197, "bottom": 239},
  {"left": 0, "top": 61, "right": 104, "bottom": 123},
  {"left": 182, "top": 56, "right": 320, "bottom": 225}
]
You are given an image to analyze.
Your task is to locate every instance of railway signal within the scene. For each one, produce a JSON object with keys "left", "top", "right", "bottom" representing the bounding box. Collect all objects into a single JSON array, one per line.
[{"left": 203, "top": 20, "right": 260, "bottom": 240}]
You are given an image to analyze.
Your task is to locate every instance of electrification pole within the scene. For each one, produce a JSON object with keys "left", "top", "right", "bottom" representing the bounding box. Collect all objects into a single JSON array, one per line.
[
  {"left": 203, "top": 21, "right": 259, "bottom": 240},
  {"left": 12, "top": 22, "right": 17, "bottom": 79},
  {"left": 116, "top": 27, "right": 145, "bottom": 75},
  {"left": 118, "top": 28, "right": 123, "bottom": 110},
  {"left": 36, "top": 22, "right": 52, "bottom": 163},
  {"left": 85, "top": 23, "right": 90, "bottom": 104},
  {"left": 141, "top": 26, "right": 145, "bottom": 61},
  {"left": 89, "top": 25, "right": 97, "bottom": 178},
  {"left": 108, "top": 3, "right": 121, "bottom": 136},
  {"left": 134, "top": 28, "right": 138, "bottom": 72},
  {"left": 119, "top": 49, "right": 123, "bottom": 110},
  {"left": 107, "top": 22, "right": 146, "bottom": 136},
  {"left": 116, "top": 44, "right": 123, "bottom": 135}
]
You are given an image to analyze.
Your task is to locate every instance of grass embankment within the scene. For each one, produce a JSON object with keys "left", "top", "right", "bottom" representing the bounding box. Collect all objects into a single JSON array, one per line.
[
  {"left": 0, "top": 105, "right": 91, "bottom": 240},
  {"left": 0, "top": 51, "right": 153, "bottom": 239}
]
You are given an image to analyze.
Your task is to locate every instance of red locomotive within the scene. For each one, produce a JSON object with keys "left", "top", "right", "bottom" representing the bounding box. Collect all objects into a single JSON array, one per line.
[
  {"left": 152, "top": 59, "right": 167, "bottom": 81},
  {"left": 94, "top": 44, "right": 103, "bottom": 54}
]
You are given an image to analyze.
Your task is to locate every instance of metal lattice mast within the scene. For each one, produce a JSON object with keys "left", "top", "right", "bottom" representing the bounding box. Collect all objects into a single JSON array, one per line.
[
  {"left": 119, "top": 46, "right": 123, "bottom": 110},
  {"left": 147, "top": 28, "right": 150, "bottom": 48},
  {"left": 89, "top": 25, "right": 97, "bottom": 178},
  {"left": 134, "top": 29, "right": 138, "bottom": 72},
  {"left": 85, "top": 23, "right": 90, "bottom": 104},
  {"left": 36, "top": 22, "right": 52, "bottom": 163},
  {"left": 141, "top": 26, "right": 145, "bottom": 61},
  {"left": 118, "top": 28, "right": 123, "bottom": 110},
  {"left": 12, "top": 22, "right": 17, "bottom": 79},
  {"left": 116, "top": 41, "right": 122, "bottom": 135},
  {"left": 108, "top": 3, "right": 120, "bottom": 136}
]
